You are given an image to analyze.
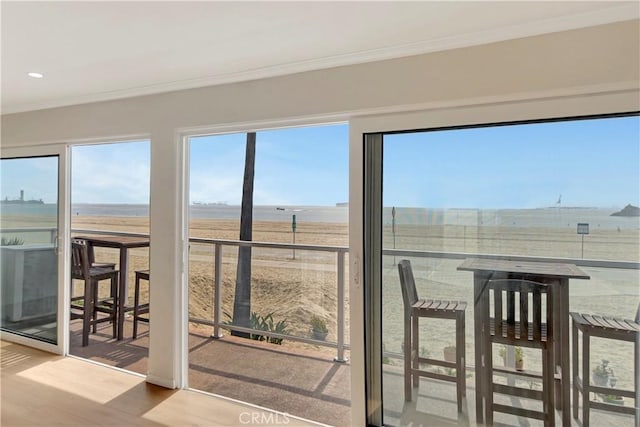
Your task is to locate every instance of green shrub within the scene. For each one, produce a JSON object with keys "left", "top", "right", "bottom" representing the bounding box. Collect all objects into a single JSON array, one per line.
[
  {"left": 499, "top": 345, "right": 523, "bottom": 362},
  {"left": 593, "top": 359, "right": 614, "bottom": 378},
  {"left": 1, "top": 237, "right": 24, "bottom": 246},
  {"left": 310, "top": 316, "right": 328, "bottom": 333},
  {"left": 223, "top": 311, "right": 289, "bottom": 345}
]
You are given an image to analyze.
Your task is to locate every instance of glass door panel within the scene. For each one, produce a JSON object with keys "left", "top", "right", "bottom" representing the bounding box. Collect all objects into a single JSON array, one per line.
[
  {"left": 369, "top": 114, "right": 639, "bottom": 426},
  {"left": 187, "top": 124, "right": 351, "bottom": 426},
  {"left": 1, "top": 156, "right": 60, "bottom": 344}
]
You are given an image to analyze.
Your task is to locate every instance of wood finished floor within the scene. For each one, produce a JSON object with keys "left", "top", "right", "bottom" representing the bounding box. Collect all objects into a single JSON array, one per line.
[
  {"left": 0, "top": 340, "right": 324, "bottom": 426},
  {"left": 67, "top": 319, "right": 351, "bottom": 426}
]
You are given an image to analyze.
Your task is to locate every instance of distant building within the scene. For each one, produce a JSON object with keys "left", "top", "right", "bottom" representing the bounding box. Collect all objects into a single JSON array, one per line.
[{"left": 0, "top": 190, "right": 44, "bottom": 205}]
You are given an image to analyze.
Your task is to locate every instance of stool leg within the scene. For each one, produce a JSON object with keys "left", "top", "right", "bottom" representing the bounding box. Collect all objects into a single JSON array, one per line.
[
  {"left": 485, "top": 336, "right": 493, "bottom": 426},
  {"left": 403, "top": 310, "right": 411, "bottom": 401},
  {"left": 92, "top": 279, "right": 98, "bottom": 333},
  {"left": 582, "top": 332, "right": 590, "bottom": 427},
  {"left": 543, "top": 345, "right": 555, "bottom": 427},
  {"left": 82, "top": 279, "right": 92, "bottom": 347},
  {"left": 456, "top": 312, "right": 465, "bottom": 414},
  {"left": 111, "top": 276, "right": 117, "bottom": 339},
  {"left": 572, "top": 321, "right": 579, "bottom": 420},
  {"left": 133, "top": 273, "right": 141, "bottom": 339},
  {"left": 412, "top": 315, "right": 419, "bottom": 388},
  {"left": 635, "top": 334, "right": 639, "bottom": 427}
]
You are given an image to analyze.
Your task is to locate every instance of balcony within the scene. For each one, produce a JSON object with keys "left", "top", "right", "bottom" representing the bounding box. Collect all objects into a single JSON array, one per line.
[
  {"left": 66, "top": 228, "right": 637, "bottom": 427},
  {"left": 1, "top": 225, "right": 637, "bottom": 426}
]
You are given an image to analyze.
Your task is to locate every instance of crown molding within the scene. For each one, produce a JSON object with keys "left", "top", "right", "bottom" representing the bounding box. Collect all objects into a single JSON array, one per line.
[{"left": 3, "top": 4, "right": 637, "bottom": 115}]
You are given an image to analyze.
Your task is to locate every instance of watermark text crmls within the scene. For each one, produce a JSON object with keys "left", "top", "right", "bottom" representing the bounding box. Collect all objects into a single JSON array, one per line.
[{"left": 239, "top": 411, "right": 291, "bottom": 425}]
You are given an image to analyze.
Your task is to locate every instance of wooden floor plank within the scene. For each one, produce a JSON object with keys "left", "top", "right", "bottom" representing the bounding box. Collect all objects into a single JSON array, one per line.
[{"left": 1, "top": 341, "right": 324, "bottom": 427}]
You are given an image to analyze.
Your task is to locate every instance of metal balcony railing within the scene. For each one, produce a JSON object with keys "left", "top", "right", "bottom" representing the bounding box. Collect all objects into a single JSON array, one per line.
[
  {"left": 0, "top": 226, "right": 350, "bottom": 361},
  {"left": 3, "top": 226, "right": 638, "bottom": 365},
  {"left": 188, "top": 236, "right": 349, "bottom": 362}
]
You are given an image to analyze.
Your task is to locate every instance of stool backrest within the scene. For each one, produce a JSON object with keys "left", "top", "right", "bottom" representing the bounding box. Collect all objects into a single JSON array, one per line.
[
  {"left": 71, "top": 239, "right": 91, "bottom": 280},
  {"left": 398, "top": 259, "right": 419, "bottom": 310},
  {"left": 488, "top": 279, "right": 553, "bottom": 344}
]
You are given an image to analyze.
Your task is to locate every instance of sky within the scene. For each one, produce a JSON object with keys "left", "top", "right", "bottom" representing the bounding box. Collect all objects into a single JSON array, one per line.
[
  {"left": 1, "top": 156, "right": 58, "bottom": 203},
  {"left": 71, "top": 141, "right": 151, "bottom": 204},
  {"left": 1, "top": 116, "right": 638, "bottom": 209},
  {"left": 384, "top": 115, "right": 640, "bottom": 209},
  {"left": 189, "top": 124, "right": 349, "bottom": 206}
]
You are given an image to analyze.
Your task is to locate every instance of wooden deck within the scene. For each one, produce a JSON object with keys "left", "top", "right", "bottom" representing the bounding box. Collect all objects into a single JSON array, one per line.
[
  {"left": 69, "top": 318, "right": 352, "bottom": 427},
  {"left": 1, "top": 340, "right": 323, "bottom": 427},
  {"left": 64, "top": 318, "right": 635, "bottom": 427}
]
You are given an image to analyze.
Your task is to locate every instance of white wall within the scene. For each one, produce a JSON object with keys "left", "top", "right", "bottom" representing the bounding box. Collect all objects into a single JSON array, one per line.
[
  {"left": 2, "top": 20, "right": 638, "bottom": 144},
  {"left": 2, "top": 19, "right": 638, "bottom": 424}
]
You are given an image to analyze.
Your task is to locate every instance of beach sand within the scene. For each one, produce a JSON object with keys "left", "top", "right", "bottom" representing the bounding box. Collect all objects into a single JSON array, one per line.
[
  {"left": 2, "top": 209, "right": 636, "bottom": 420},
  {"left": 69, "top": 215, "right": 348, "bottom": 353},
  {"left": 62, "top": 214, "right": 640, "bottom": 394}
]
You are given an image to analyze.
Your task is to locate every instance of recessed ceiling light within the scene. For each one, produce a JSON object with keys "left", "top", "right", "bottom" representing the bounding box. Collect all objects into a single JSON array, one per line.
[{"left": 27, "top": 72, "right": 44, "bottom": 78}]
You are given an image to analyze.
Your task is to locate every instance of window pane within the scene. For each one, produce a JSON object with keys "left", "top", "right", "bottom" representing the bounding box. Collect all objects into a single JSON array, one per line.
[
  {"left": 381, "top": 115, "right": 639, "bottom": 425},
  {"left": 188, "top": 124, "right": 351, "bottom": 426},
  {"left": 69, "top": 140, "right": 150, "bottom": 369},
  {"left": 1, "top": 156, "right": 59, "bottom": 344}
]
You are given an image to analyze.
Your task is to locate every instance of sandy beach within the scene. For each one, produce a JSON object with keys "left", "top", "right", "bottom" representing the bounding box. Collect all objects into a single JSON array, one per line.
[
  {"left": 68, "top": 215, "right": 349, "bottom": 350},
  {"left": 68, "top": 215, "right": 639, "bottom": 389},
  {"left": 4, "top": 211, "right": 638, "bottom": 395}
]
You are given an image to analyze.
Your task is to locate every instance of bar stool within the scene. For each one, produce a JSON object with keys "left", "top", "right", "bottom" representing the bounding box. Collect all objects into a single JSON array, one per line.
[
  {"left": 483, "top": 279, "right": 555, "bottom": 427},
  {"left": 398, "top": 259, "right": 467, "bottom": 413},
  {"left": 571, "top": 305, "right": 639, "bottom": 426},
  {"left": 70, "top": 239, "right": 119, "bottom": 346},
  {"left": 132, "top": 269, "right": 150, "bottom": 339}
]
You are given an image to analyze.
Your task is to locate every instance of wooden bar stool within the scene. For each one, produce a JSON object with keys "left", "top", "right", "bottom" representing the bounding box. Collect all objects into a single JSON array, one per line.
[
  {"left": 70, "top": 239, "right": 119, "bottom": 346},
  {"left": 133, "top": 269, "right": 150, "bottom": 339},
  {"left": 398, "top": 259, "right": 467, "bottom": 413},
  {"left": 571, "top": 305, "right": 639, "bottom": 427},
  {"left": 483, "top": 279, "right": 555, "bottom": 427}
]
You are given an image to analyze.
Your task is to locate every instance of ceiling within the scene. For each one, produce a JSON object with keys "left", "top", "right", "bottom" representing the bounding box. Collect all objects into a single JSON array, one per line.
[{"left": 2, "top": 1, "right": 638, "bottom": 114}]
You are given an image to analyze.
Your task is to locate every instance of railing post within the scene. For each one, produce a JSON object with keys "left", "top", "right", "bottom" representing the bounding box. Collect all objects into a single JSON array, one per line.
[
  {"left": 212, "top": 243, "right": 224, "bottom": 339},
  {"left": 334, "top": 250, "right": 348, "bottom": 362}
]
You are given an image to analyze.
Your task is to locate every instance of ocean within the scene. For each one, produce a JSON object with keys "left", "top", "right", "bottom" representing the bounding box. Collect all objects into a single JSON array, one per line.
[
  {"left": 2, "top": 203, "right": 638, "bottom": 230},
  {"left": 67, "top": 204, "right": 350, "bottom": 223},
  {"left": 386, "top": 207, "right": 640, "bottom": 231}
]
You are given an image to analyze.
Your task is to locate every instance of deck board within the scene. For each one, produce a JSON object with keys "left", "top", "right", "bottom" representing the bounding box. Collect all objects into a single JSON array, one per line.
[
  {"left": 5, "top": 317, "right": 633, "bottom": 426},
  {"left": 1, "top": 340, "right": 322, "bottom": 427}
]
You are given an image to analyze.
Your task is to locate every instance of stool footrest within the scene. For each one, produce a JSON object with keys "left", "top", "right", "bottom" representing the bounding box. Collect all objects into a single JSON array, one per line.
[
  {"left": 493, "top": 403, "right": 545, "bottom": 421},
  {"left": 494, "top": 383, "right": 543, "bottom": 401}
]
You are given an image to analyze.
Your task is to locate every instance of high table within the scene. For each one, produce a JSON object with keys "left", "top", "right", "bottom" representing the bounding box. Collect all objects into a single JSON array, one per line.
[
  {"left": 75, "top": 235, "right": 150, "bottom": 340},
  {"left": 457, "top": 258, "right": 590, "bottom": 426}
]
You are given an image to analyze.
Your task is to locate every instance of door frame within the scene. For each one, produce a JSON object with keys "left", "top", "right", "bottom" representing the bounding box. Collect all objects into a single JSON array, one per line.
[
  {"left": 0, "top": 144, "right": 69, "bottom": 355},
  {"left": 349, "top": 90, "right": 639, "bottom": 426},
  {"left": 178, "top": 116, "right": 349, "bottom": 390}
]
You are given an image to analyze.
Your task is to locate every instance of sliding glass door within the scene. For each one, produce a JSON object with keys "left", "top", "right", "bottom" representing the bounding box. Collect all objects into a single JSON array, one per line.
[
  {"left": 186, "top": 123, "right": 351, "bottom": 426},
  {"left": 1, "top": 146, "right": 67, "bottom": 351},
  {"left": 364, "top": 114, "right": 639, "bottom": 426}
]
